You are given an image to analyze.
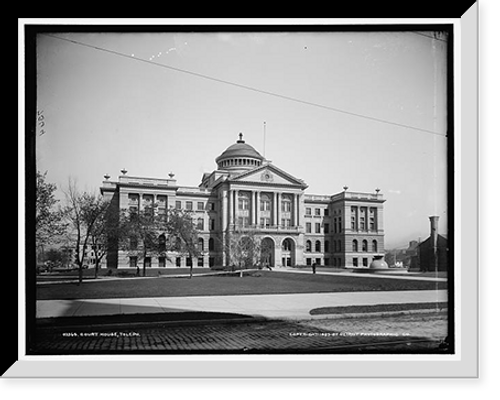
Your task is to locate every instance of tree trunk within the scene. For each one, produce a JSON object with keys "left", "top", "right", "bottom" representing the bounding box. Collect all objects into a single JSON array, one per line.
[{"left": 78, "top": 264, "right": 83, "bottom": 285}]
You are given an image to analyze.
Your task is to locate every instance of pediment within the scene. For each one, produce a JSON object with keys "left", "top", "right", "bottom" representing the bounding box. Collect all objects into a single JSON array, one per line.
[{"left": 231, "top": 164, "right": 307, "bottom": 188}]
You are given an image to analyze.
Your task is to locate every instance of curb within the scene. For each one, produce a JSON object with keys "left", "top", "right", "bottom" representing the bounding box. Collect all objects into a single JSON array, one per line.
[{"left": 279, "top": 308, "right": 449, "bottom": 321}]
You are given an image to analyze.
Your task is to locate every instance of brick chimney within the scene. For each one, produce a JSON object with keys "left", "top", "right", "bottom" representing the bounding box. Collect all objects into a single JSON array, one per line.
[{"left": 429, "top": 216, "right": 439, "bottom": 271}]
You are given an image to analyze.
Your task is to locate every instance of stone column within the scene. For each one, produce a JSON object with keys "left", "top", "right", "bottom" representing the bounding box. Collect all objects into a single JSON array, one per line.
[
  {"left": 256, "top": 191, "right": 261, "bottom": 227},
  {"left": 222, "top": 189, "right": 228, "bottom": 230},
  {"left": 234, "top": 190, "right": 239, "bottom": 227},
  {"left": 295, "top": 193, "right": 299, "bottom": 227},
  {"left": 273, "top": 192, "right": 278, "bottom": 226},
  {"left": 228, "top": 189, "right": 234, "bottom": 228}
]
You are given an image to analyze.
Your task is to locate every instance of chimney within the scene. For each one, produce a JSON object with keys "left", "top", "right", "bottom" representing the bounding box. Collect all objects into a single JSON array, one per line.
[{"left": 429, "top": 216, "right": 439, "bottom": 271}]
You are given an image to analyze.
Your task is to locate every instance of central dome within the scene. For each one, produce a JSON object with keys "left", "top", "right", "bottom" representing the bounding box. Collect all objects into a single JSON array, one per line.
[{"left": 216, "top": 133, "right": 264, "bottom": 171}]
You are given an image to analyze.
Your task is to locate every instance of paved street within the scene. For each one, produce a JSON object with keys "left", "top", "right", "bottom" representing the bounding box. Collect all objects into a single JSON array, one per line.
[{"left": 33, "top": 317, "right": 447, "bottom": 354}]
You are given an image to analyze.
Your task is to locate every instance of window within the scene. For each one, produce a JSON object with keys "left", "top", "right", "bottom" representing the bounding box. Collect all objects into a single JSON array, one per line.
[
  {"left": 175, "top": 200, "right": 182, "bottom": 210},
  {"left": 315, "top": 240, "right": 321, "bottom": 252},
  {"left": 315, "top": 208, "right": 321, "bottom": 216},
  {"left": 353, "top": 257, "right": 358, "bottom": 267},
  {"left": 198, "top": 257, "right": 204, "bottom": 267},
  {"left": 306, "top": 207, "right": 311, "bottom": 215},
  {"left": 306, "top": 240, "right": 312, "bottom": 252},
  {"left": 306, "top": 222, "right": 311, "bottom": 233},
  {"left": 315, "top": 223, "right": 321, "bottom": 233},
  {"left": 158, "top": 234, "right": 166, "bottom": 252},
  {"left": 306, "top": 258, "right": 312, "bottom": 266},
  {"left": 353, "top": 239, "right": 358, "bottom": 252},
  {"left": 281, "top": 218, "right": 291, "bottom": 228},
  {"left": 159, "top": 256, "right": 166, "bottom": 268},
  {"left": 197, "top": 202, "right": 204, "bottom": 211},
  {"left": 198, "top": 238, "right": 204, "bottom": 251},
  {"left": 260, "top": 217, "right": 271, "bottom": 227},
  {"left": 282, "top": 239, "right": 292, "bottom": 251},
  {"left": 324, "top": 240, "right": 330, "bottom": 253},
  {"left": 176, "top": 257, "right": 182, "bottom": 267},
  {"left": 362, "top": 240, "right": 368, "bottom": 252},
  {"left": 316, "top": 258, "right": 321, "bottom": 266},
  {"left": 209, "top": 202, "right": 215, "bottom": 211},
  {"left": 324, "top": 258, "right": 330, "bottom": 266},
  {"left": 208, "top": 238, "right": 215, "bottom": 251},
  {"left": 186, "top": 201, "right": 193, "bottom": 211},
  {"left": 238, "top": 196, "right": 249, "bottom": 210},
  {"left": 324, "top": 209, "right": 329, "bottom": 216},
  {"left": 238, "top": 216, "right": 250, "bottom": 227},
  {"left": 260, "top": 194, "right": 271, "bottom": 211},
  {"left": 129, "top": 256, "right": 137, "bottom": 269},
  {"left": 333, "top": 218, "right": 337, "bottom": 233},
  {"left": 324, "top": 223, "right": 330, "bottom": 234},
  {"left": 281, "top": 198, "right": 291, "bottom": 212},
  {"left": 372, "top": 240, "right": 378, "bottom": 253},
  {"left": 197, "top": 218, "right": 204, "bottom": 230},
  {"left": 363, "top": 257, "right": 368, "bottom": 267},
  {"left": 338, "top": 217, "right": 342, "bottom": 233}
]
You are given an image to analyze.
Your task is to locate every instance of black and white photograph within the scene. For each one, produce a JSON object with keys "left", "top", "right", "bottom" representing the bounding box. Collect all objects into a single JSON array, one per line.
[{"left": 14, "top": 14, "right": 481, "bottom": 380}]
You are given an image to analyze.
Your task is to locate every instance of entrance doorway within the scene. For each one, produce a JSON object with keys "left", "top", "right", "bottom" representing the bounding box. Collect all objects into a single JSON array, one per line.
[
  {"left": 281, "top": 238, "right": 295, "bottom": 267},
  {"left": 260, "top": 237, "right": 275, "bottom": 268}
]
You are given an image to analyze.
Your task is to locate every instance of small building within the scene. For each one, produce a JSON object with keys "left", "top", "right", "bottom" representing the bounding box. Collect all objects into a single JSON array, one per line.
[{"left": 414, "top": 216, "right": 448, "bottom": 272}]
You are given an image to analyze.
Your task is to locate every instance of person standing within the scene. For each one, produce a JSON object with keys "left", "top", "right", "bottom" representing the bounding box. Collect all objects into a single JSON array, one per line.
[{"left": 312, "top": 262, "right": 317, "bottom": 274}]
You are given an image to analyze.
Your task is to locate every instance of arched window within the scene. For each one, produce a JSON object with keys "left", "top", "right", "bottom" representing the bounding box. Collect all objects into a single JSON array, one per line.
[
  {"left": 352, "top": 239, "right": 358, "bottom": 252},
  {"left": 198, "top": 238, "right": 204, "bottom": 251},
  {"left": 282, "top": 238, "right": 292, "bottom": 251},
  {"left": 362, "top": 240, "right": 368, "bottom": 252},
  {"left": 208, "top": 238, "right": 215, "bottom": 251},
  {"left": 260, "top": 193, "right": 271, "bottom": 211},
  {"left": 372, "top": 240, "right": 378, "bottom": 253},
  {"left": 197, "top": 218, "right": 204, "bottom": 230},
  {"left": 306, "top": 240, "right": 312, "bottom": 252},
  {"left": 315, "top": 240, "right": 321, "bottom": 252},
  {"left": 281, "top": 195, "right": 292, "bottom": 212}
]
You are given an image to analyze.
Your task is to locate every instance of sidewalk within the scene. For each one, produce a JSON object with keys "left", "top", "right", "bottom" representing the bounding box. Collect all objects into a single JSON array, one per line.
[
  {"left": 37, "top": 289, "right": 448, "bottom": 321},
  {"left": 279, "top": 267, "right": 448, "bottom": 282}
]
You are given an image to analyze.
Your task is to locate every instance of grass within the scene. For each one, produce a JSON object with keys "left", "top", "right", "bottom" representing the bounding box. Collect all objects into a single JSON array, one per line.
[
  {"left": 310, "top": 302, "right": 448, "bottom": 315},
  {"left": 37, "top": 270, "right": 448, "bottom": 300}
]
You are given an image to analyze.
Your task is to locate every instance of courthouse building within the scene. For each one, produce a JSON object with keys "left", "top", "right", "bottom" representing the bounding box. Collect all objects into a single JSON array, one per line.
[{"left": 100, "top": 134, "right": 386, "bottom": 269}]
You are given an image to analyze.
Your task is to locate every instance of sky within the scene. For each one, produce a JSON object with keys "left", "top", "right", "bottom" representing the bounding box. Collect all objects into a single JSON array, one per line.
[{"left": 34, "top": 29, "right": 449, "bottom": 249}]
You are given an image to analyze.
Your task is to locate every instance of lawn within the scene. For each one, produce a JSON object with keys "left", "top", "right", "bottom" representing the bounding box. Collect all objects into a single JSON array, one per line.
[{"left": 36, "top": 270, "right": 448, "bottom": 300}]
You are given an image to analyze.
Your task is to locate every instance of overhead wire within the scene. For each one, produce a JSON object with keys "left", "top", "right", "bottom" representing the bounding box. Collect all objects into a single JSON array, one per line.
[{"left": 41, "top": 33, "right": 447, "bottom": 138}]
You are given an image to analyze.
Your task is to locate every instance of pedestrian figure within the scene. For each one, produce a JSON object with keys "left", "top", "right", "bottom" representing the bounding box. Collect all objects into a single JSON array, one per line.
[{"left": 312, "top": 262, "right": 317, "bottom": 274}]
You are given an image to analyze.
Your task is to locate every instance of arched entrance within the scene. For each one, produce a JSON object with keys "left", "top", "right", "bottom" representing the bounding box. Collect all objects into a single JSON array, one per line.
[
  {"left": 281, "top": 237, "right": 296, "bottom": 267},
  {"left": 260, "top": 237, "right": 275, "bottom": 268}
]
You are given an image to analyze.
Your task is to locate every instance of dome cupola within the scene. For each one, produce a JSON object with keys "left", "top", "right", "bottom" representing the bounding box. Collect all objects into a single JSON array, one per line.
[{"left": 215, "top": 133, "right": 264, "bottom": 171}]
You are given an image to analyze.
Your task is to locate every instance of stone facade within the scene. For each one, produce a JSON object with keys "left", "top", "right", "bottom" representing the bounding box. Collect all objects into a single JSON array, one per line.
[{"left": 100, "top": 135, "right": 385, "bottom": 269}]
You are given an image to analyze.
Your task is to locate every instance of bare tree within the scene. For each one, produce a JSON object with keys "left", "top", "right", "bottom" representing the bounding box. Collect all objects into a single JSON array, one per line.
[
  {"left": 119, "top": 202, "right": 162, "bottom": 277},
  {"left": 62, "top": 179, "right": 110, "bottom": 284},
  {"left": 119, "top": 206, "right": 201, "bottom": 278},
  {"left": 166, "top": 209, "right": 201, "bottom": 278},
  {"left": 35, "top": 171, "right": 67, "bottom": 261},
  {"left": 219, "top": 229, "right": 265, "bottom": 272}
]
